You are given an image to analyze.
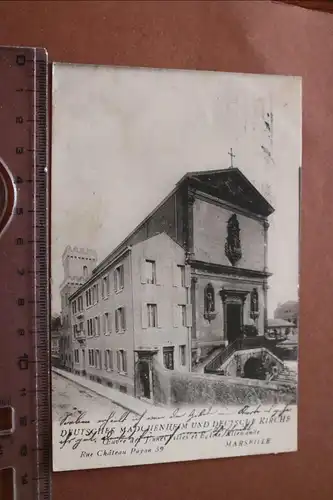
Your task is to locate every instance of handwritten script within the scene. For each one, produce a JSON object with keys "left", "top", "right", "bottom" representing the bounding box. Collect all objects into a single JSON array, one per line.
[{"left": 55, "top": 403, "right": 294, "bottom": 464}]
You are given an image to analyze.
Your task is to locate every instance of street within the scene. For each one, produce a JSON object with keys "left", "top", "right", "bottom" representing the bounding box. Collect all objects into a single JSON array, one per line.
[{"left": 52, "top": 371, "right": 133, "bottom": 422}]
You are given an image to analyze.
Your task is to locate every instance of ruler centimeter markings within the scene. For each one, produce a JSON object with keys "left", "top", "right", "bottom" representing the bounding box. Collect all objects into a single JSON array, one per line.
[{"left": 0, "top": 47, "right": 51, "bottom": 500}]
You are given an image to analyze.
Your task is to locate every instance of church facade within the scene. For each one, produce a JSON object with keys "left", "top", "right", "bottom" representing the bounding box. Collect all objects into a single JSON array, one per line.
[{"left": 57, "top": 167, "right": 274, "bottom": 399}]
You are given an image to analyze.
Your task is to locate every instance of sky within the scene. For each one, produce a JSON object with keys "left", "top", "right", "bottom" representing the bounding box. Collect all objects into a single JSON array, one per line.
[{"left": 51, "top": 63, "right": 301, "bottom": 317}]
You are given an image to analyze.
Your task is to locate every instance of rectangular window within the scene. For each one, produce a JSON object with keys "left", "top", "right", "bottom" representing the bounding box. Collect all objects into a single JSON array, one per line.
[
  {"left": 105, "top": 349, "right": 113, "bottom": 371},
  {"left": 95, "top": 350, "right": 101, "bottom": 369},
  {"left": 147, "top": 303, "right": 158, "bottom": 328},
  {"left": 86, "top": 289, "right": 93, "bottom": 307},
  {"left": 95, "top": 316, "right": 100, "bottom": 336},
  {"left": 117, "top": 350, "right": 127, "bottom": 374},
  {"left": 179, "top": 304, "right": 186, "bottom": 327},
  {"left": 180, "top": 345, "right": 186, "bottom": 366},
  {"left": 92, "top": 284, "right": 99, "bottom": 304},
  {"left": 178, "top": 265, "right": 185, "bottom": 287},
  {"left": 87, "top": 318, "right": 94, "bottom": 337},
  {"left": 115, "top": 307, "right": 126, "bottom": 333},
  {"left": 102, "top": 275, "right": 110, "bottom": 298},
  {"left": 88, "top": 349, "right": 94, "bottom": 367},
  {"left": 79, "top": 321, "right": 84, "bottom": 333},
  {"left": 104, "top": 312, "right": 111, "bottom": 335},
  {"left": 74, "top": 349, "right": 79, "bottom": 364},
  {"left": 145, "top": 260, "right": 156, "bottom": 284},
  {"left": 114, "top": 265, "right": 124, "bottom": 292},
  {"left": 72, "top": 301, "right": 77, "bottom": 315},
  {"left": 78, "top": 296, "right": 83, "bottom": 312},
  {"left": 163, "top": 347, "right": 174, "bottom": 370}
]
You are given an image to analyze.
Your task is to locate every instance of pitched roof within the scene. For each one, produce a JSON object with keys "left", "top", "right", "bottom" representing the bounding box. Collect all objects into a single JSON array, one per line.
[
  {"left": 75, "top": 167, "right": 273, "bottom": 285},
  {"left": 178, "top": 167, "right": 274, "bottom": 217}
]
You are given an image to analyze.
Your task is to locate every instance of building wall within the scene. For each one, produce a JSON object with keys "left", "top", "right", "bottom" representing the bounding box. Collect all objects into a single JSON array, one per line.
[
  {"left": 194, "top": 273, "right": 265, "bottom": 344},
  {"left": 62, "top": 245, "right": 97, "bottom": 280},
  {"left": 131, "top": 233, "right": 191, "bottom": 372},
  {"left": 70, "top": 252, "right": 135, "bottom": 394},
  {"left": 274, "top": 301, "right": 298, "bottom": 325},
  {"left": 59, "top": 246, "right": 98, "bottom": 371},
  {"left": 193, "top": 198, "right": 266, "bottom": 271},
  {"left": 94, "top": 190, "right": 188, "bottom": 275}
]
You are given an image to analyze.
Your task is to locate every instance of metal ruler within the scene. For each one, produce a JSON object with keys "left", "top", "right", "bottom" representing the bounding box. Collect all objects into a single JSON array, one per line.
[{"left": 0, "top": 47, "right": 51, "bottom": 500}]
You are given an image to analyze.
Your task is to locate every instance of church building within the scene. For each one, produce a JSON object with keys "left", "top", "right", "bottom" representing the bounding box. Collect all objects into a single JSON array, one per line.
[{"left": 58, "top": 166, "right": 274, "bottom": 399}]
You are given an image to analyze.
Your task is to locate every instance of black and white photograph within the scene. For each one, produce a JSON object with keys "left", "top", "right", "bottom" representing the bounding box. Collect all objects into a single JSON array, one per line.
[{"left": 51, "top": 63, "right": 301, "bottom": 471}]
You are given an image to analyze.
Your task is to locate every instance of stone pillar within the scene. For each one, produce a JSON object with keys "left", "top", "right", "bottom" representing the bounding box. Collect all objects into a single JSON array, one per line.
[
  {"left": 190, "top": 276, "right": 198, "bottom": 370},
  {"left": 263, "top": 220, "right": 270, "bottom": 330},
  {"left": 185, "top": 187, "right": 196, "bottom": 261},
  {"left": 263, "top": 219, "right": 270, "bottom": 273}
]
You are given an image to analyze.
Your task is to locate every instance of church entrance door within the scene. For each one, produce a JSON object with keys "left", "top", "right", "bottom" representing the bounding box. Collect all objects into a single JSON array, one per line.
[{"left": 226, "top": 303, "right": 242, "bottom": 344}]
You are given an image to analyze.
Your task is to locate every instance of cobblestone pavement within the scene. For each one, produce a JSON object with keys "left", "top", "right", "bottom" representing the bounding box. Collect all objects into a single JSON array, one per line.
[{"left": 52, "top": 371, "right": 134, "bottom": 422}]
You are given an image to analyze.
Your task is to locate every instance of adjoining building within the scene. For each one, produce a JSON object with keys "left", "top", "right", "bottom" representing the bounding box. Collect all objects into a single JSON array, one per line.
[
  {"left": 266, "top": 318, "right": 296, "bottom": 339},
  {"left": 57, "top": 167, "right": 275, "bottom": 400},
  {"left": 274, "top": 300, "right": 298, "bottom": 326}
]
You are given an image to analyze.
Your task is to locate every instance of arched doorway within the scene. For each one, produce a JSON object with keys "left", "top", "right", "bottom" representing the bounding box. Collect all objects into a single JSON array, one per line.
[{"left": 243, "top": 356, "right": 266, "bottom": 380}]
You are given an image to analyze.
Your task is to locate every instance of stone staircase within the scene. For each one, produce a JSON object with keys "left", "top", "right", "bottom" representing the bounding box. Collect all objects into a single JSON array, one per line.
[{"left": 273, "top": 366, "right": 297, "bottom": 384}]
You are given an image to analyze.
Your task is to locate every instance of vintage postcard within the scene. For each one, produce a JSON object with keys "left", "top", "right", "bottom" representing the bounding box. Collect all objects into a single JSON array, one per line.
[{"left": 51, "top": 63, "right": 301, "bottom": 471}]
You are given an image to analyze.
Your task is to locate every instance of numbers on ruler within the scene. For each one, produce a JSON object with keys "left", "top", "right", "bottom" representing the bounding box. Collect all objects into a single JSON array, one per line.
[
  {"left": 17, "top": 328, "right": 25, "bottom": 336},
  {"left": 20, "top": 388, "right": 27, "bottom": 397},
  {"left": 16, "top": 237, "right": 24, "bottom": 245},
  {"left": 20, "top": 444, "right": 28, "bottom": 456},
  {"left": 17, "top": 298, "right": 25, "bottom": 306},
  {"left": 18, "top": 354, "right": 29, "bottom": 370},
  {"left": 19, "top": 415, "right": 28, "bottom": 427},
  {"left": 16, "top": 146, "right": 24, "bottom": 155},
  {"left": 16, "top": 116, "right": 24, "bottom": 124},
  {"left": 16, "top": 207, "right": 23, "bottom": 215},
  {"left": 16, "top": 54, "right": 26, "bottom": 66},
  {"left": 21, "top": 473, "right": 28, "bottom": 485}
]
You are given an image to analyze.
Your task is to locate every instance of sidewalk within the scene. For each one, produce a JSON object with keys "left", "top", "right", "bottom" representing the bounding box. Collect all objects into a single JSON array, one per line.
[{"left": 52, "top": 367, "right": 157, "bottom": 415}]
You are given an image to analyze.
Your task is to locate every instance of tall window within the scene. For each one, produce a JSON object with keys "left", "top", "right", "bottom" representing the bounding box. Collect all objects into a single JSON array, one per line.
[
  {"left": 163, "top": 347, "right": 174, "bottom": 370},
  {"left": 95, "top": 316, "right": 100, "bottom": 336},
  {"left": 179, "top": 345, "right": 186, "bottom": 366},
  {"left": 92, "top": 284, "right": 99, "bottom": 304},
  {"left": 74, "top": 349, "right": 79, "bottom": 364},
  {"left": 178, "top": 265, "right": 185, "bottom": 287},
  {"left": 86, "top": 289, "right": 93, "bottom": 307},
  {"left": 105, "top": 350, "right": 113, "bottom": 371},
  {"left": 115, "top": 307, "right": 126, "bottom": 333},
  {"left": 72, "top": 301, "right": 77, "bottom": 315},
  {"left": 83, "top": 265, "right": 88, "bottom": 278},
  {"left": 102, "top": 275, "right": 110, "bottom": 298},
  {"left": 114, "top": 265, "right": 124, "bottom": 292},
  {"left": 95, "top": 350, "right": 101, "bottom": 369},
  {"left": 88, "top": 349, "right": 94, "bottom": 367},
  {"left": 78, "top": 296, "right": 83, "bottom": 312},
  {"left": 145, "top": 260, "right": 156, "bottom": 284},
  {"left": 117, "top": 350, "right": 127, "bottom": 374},
  {"left": 147, "top": 304, "right": 158, "bottom": 327},
  {"left": 179, "top": 305, "right": 186, "bottom": 326},
  {"left": 104, "top": 312, "right": 111, "bottom": 335},
  {"left": 87, "top": 318, "right": 94, "bottom": 337}
]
